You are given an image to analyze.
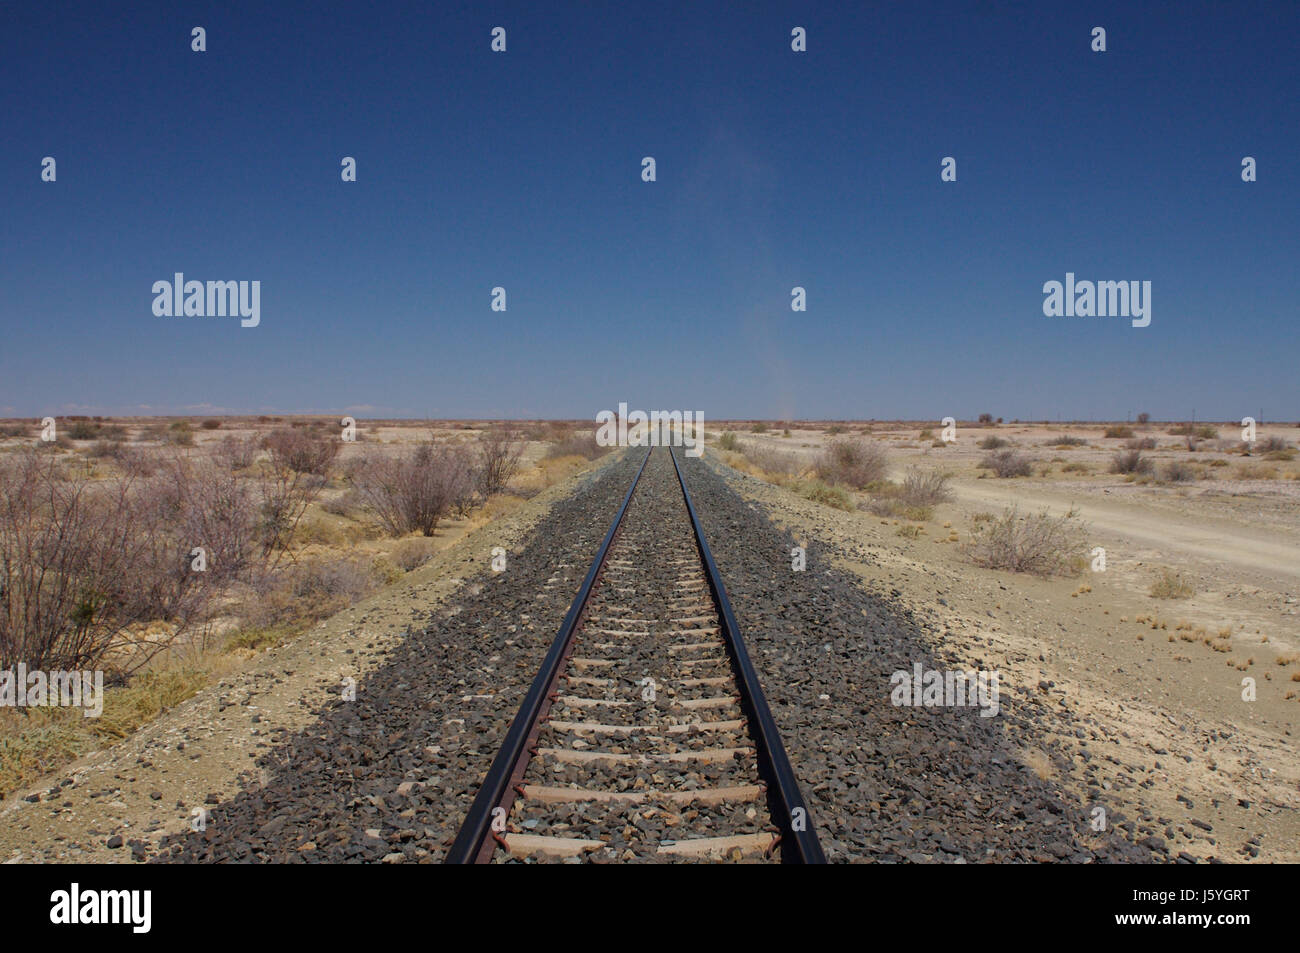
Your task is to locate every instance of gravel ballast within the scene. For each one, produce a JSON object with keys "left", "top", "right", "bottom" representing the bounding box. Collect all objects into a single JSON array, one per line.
[{"left": 674, "top": 451, "right": 1152, "bottom": 863}]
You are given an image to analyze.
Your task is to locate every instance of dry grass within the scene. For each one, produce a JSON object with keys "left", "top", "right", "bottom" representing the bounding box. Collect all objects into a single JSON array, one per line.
[
  {"left": 794, "top": 480, "right": 853, "bottom": 510},
  {"left": 1149, "top": 568, "right": 1194, "bottom": 599},
  {"left": 0, "top": 667, "right": 208, "bottom": 798},
  {"left": 545, "top": 431, "right": 609, "bottom": 460}
]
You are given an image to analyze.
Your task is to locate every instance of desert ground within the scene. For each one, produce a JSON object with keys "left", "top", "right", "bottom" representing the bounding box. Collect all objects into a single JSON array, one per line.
[{"left": 1, "top": 417, "right": 1296, "bottom": 862}]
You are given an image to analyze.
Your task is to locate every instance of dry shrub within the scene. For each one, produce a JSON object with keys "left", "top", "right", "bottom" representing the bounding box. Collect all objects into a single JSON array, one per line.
[
  {"left": 900, "top": 467, "right": 950, "bottom": 506},
  {"left": 744, "top": 445, "right": 801, "bottom": 479},
  {"left": 166, "top": 420, "right": 195, "bottom": 446},
  {"left": 1124, "top": 437, "right": 1157, "bottom": 450},
  {"left": 213, "top": 433, "right": 262, "bottom": 471},
  {"left": 1104, "top": 426, "right": 1134, "bottom": 439},
  {"left": 1161, "top": 461, "right": 1197, "bottom": 483},
  {"left": 717, "top": 432, "right": 742, "bottom": 452},
  {"left": 264, "top": 428, "right": 339, "bottom": 476},
  {"left": 815, "top": 438, "right": 887, "bottom": 489},
  {"left": 256, "top": 430, "right": 340, "bottom": 559},
  {"left": 795, "top": 480, "right": 853, "bottom": 510},
  {"left": 1258, "top": 435, "right": 1291, "bottom": 453},
  {"left": 260, "top": 471, "right": 326, "bottom": 559},
  {"left": 349, "top": 444, "right": 474, "bottom": 537},
  {"left": 978, "top": 435, "right": 1011, "bottom": 450},
  {"left": 320, "top": 489, "right": 362, "bottom": 518},
  {"left": 1111, "top": 449, "right": 1153, "bottom": 474},
  {"left": 391, "top": 537, "right": 436, "bottom": 572},
  {"left": 0, "top": 451, "right": 234, "bottom": 670},
  {"left": 476, "top": 428, "right": 524, "bottom": 496},
  {"left": 966, "top": 506, "right": 1087, "bottom": 576},
  {"left": 1149, "top": 569, "right": 1194, "bottom": 599},
  {"left": 981, "top": 449, "right": 1033, "bottom": 478},
  {"left": 244, "top": 557, "right": 377, "bottom": 629}
]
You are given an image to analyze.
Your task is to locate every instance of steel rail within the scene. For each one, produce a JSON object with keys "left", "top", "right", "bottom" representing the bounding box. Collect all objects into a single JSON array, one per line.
[
  {"left": 444, "top": 446, "right": 653, "bottom": 864},
  {"left": 668, "top": 446, "right": 827, "bottom": 864}
]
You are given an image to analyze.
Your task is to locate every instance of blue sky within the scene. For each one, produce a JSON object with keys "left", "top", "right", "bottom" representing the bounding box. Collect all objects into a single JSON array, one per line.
[{"left": 2, "top": 1, "right": 1296, "bottom": 421}]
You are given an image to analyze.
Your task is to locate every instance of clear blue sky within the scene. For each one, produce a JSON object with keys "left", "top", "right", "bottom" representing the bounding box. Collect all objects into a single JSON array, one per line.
[{"left": 2, "top": 1, "right": 1296, "bottom": 421}]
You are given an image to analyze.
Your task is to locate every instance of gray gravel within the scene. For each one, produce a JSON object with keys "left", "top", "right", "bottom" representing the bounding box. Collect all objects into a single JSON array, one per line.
[{"left": 675, "top": 450, "right": 1153, "bottom": 863}]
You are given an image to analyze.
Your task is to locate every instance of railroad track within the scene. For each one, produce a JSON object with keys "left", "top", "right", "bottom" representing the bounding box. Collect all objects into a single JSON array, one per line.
[{"left": 446, "top": 446, "right": 824, "bottom": 863}]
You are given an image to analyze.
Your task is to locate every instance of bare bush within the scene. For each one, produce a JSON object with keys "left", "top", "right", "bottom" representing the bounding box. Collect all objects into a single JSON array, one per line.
[
  {"left": 350, "top": 444, "right": 474, "bottom": 537},
  {"left": 815, "top": 439, "right": 887, "bottom": 489},
  {"left": 0, "top": 451, "right": 216, "bottom": 670},
  {"left": 966, "top": 506, "right": 1087, "bottom": 576},
  {"left": 900, "top": 467, "right": 951, "bottom": 506},
  {"left": 981, "top": 450, "right": 1033, "bottom": 478},
  {"left": 476, "top": 428, "right": 524, "bottom": 496},
  {"left": 1111, "top": 449, "right": 1153, "bottom": 475},
  {"left": 213, "top": 433, "right": 262, "bottom": 471},
  {"left": 264, "top": 428, "right": 339, "bottom": 476},
  {"left": 1161, "top": 461, "right": 1197, "bottom": 483},
  {"left": 978, "top": 435, "right": 1010, "bottom": 450},
  {"left": 259, "top": 438, "right": 333, "bottom": 559},
  {"left": 1258, "top": 435, "right": 1291, "bottom": 453},
  {"left": 159, "top": 456, "right": 258, "bottom": 583},
  {"left": 1124, "top": 437, "right": 1157, "bottom": 450}
]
